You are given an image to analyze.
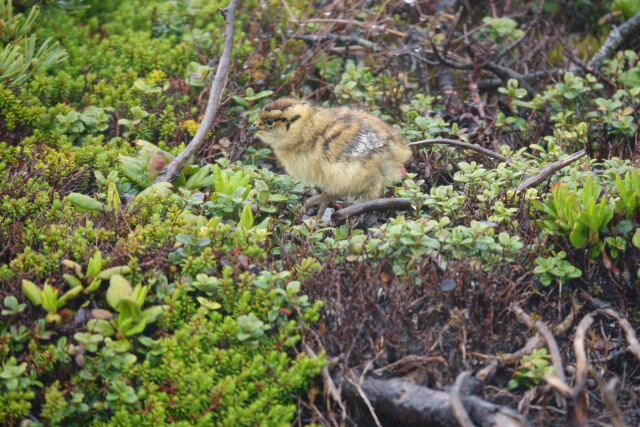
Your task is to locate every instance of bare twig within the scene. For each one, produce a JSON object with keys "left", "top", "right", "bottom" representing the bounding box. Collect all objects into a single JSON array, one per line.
[
  {"left": 373, "top": 355, "right": 447, "bottom": 374},
  {"left": 295, "top": 34, "right": 377, "bottom": 49},
  {"left": 410, "top": 138, "right": 513, "bottom": 164},
  {"left": 290, "top": 18, "right": 406, "bottom": 38},
  {"left": 534, "top": 321, "right": 566, "bottom": 384},
  {"left": 599, "top": 308, "right": 640, "bottom": 361},
  {"left": 603, "top": 378, "right": 626, "bottom": 427},
  {"left": 543, "top": 374, "right": 572, "bottom": 397},
  {"left": 588, "top": 12, "right": 640, "bottom": 69},
  {"left": 155, "top": 0, "right": 240, "bottom": 183},
  {"left": 347, "top": 368, "right": 382, "bottom": 427},
  {"left": 333, "top": 198, "right": 414, "bottom": 219},
  {"left": 451, "top": 371, "right": 476, "bottom": 427},
  {"left": 479, "top": 304, "right": 576, "bottom": 382},
  {"left": 515, "top": 149, "right": 587, "bottom": 192},
  {"left": 570, "top": 314, "right": 593, "bottom": 427},
  {"left": 303, "top": 344, "right": 347, "bottom": 422}
]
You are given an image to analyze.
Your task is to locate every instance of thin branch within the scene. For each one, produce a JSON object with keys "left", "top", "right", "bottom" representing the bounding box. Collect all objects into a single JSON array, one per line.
[
  {"left": 333, "top": 198, "right": 414, "bottom": 219},
  {"left": 295, "top": 34, "right": 377, "bottom": 50},
  {"left": 544, "top": 374, "right": 572, "bottom": 397},
  {"left": 570, "top": 314, "right": 593, "bottom": 427},
  {"left": 534, "top": 321, "right": 566, "bottom": 384},
  {"left": 451, "top": 371, "right": 476, "bottom": 427},
  {"left": 290, "top": 18, "right": 406, "bottom": 38},
  {"left": 373, "top": 355, "right": 447, "bottom": 374},
  {"left": 599, "top": 308, "right": 640, "bottom": 361},
  {"left": 603, "top": 378, "right": 626, "bottom": 427},
  {"left": 303, "top": 344, "right": 346, "bottom": 419},
  {"left": 155, "top": 0, "right": 240, "bottom": 183},
  {"left": 410, "top": 138, "right": 512, "bottom": 164},
  {"left": 588, "top": 12, "right": 640, "bottom": 69},
  {"left": 347, "top": 369, "right": 382, "bottom": 427},
  {"left": 515, "top": 149, "right": 587, "bottom": 192}
]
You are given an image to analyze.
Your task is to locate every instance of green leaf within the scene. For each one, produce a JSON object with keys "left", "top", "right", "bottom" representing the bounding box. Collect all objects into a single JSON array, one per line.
[
  {"left": 59, "top": 285, "right": 83, "bottom": 305},
  {"left": 86, "top": 250, "right": 104, "bottom": 278},
  {"left": 569, "top": 223, "right": 588, "bottom": 249},
  {"left": 63, "top": 274, "right": 83, "bottom": 289},
  {"left": 141, "top": 305, "right": 165, "bottom": 323},
  {"left": 86, "top": 319, "right": 115, "bottom": 336},
  {"left": 632, "top": 229, "right": 640, "bottom": 249},
  {"left": 65, "top": 193, "right": 105, "bottom": 212},
  {"left": 107, "top": 275, "right": 132, "bottom": 309},
  {"left": 239, "top": 204, "right": 254, "bottom": 230},
  {"left": 97, "top": 266, "right": 131, "bottom": 279},
  {"left": 22, "top": 280, "right": 42, "bottom": 306}
]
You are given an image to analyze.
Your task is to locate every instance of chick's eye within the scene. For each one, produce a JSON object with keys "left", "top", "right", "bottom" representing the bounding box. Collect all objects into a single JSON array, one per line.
[{"left": 265, "top": 119, "right": 274, "bottom": 126}]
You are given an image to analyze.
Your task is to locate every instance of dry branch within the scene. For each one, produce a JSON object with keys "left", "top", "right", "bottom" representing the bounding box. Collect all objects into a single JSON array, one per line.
[
  {"left": 569, "top": 314, "right": 593, "bottom": 427},
  {"left": 451, "top": 371, "right": 476, "bottom": 427},
  {"left": 603, "top": 378, "right": 626, "bottom": 427},
  {"left": 588, "top": 12, "right": 640, "bottom": 69},
  {"left": 340, "top": 375, "right": 531, "bottom": 427},
  {"left": 409, "top": 138, "right": 513, "bottom": 164},
  {"left": 534, "top": 320, "right": 566, "bottom": 384},
  {"left": 333, "top": 198, "right": 414, "bottom": 219},
  {"left": 515, "top": 149, "right": 587, "bottom": 192},
  {"left": 154, "top": 0, "right": 240, "bottom": 183},
  {"left": 290, "top": 18, "right": 406, "bottom": 38},
  {"left": 476, "top": 304, "right": 575, "bottom": 381},
  {"left": 599, "top": 308, "right": 640, "bottom": 361}
]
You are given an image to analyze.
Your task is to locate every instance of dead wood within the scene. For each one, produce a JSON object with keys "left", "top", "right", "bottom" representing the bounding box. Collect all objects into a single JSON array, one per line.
[
  {"left": 333, "top": 198, "right": 414, "bottom": 219},
  {"left": 409, "top": 138, "right": 513, "bottom": 164},
  {"left": 154, "top": 0, "right": 239, "bottom": 183},
  {"left": 598, "top": 308, "right": 640, "bottom": 361},
  {"left": 340, "top": 375, "right": 532, "bottom": 427},
  {"left": 451, "top": 371, "right": 476, "bottom": 427},
  {"left": 515, "top": 149, "right": 587, "bottom": 192},
  {"left": 588, "top": 12, "right": 640, "bottom": 69},
  {"left": 603, "top": 378, "right": 626, "bottom": 427},
  {"left": 476, "top": 303, "right": 576, "bottom": 381},
  {"left": 569, "top": 314, "right": 593, "bottom": 427}
]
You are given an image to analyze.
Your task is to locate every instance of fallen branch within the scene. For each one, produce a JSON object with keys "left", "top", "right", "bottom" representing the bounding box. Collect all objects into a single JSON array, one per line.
[
  {"left": 303, "top": 344, "right": 347, "bottom": 423},
  {"left": 534, "top": 320, "right": 566, "bottom": 384},
  {"left": 340, "top": 375, "right": 531, "bottom": 426},
  {"left": 599, "top": 308, "right": 640, "bottom": 361},
  {"left": 409, "top": 138, "right": 513, "bottom": 164},
  {"left": 515, "top": 149, "right": 587, "bottom": 192},
  {"left": 603, "top": 378, "right": 625, "bottom": 427},
  {"left": 588, "top": 12, "right": 640, "bottom": 69},
  {"left": 154, "top": 0, "right": 240, "bottom": 183},
  {"left": 569, "top": 314, "right": 593, "bottom": 427},
  {"left": 333, "top": 198, "right": 414, "bottom": 219},
  {"left": 476, "top": 303, "right": 576, "bottom": 381},
  {"left": 451, "top": 371, "right": 476, "bottom": 427},
  {"left": 290, "top": 18, "right": 406, "bottom": 38}
]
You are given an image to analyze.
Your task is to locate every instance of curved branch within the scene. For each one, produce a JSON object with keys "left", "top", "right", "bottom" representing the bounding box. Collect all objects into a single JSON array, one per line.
[
  {"left": 410, "top": 138, "right": 513, "bottom": 164},
  {"left": 333, "top": 198, "right": 414, "bottom": 219},
  {"left": 588, "top": 12, "right": 640, "bottom": 69},
  {"left": 515, "top": 149, "right": 587, "bottom": 192},
  {"left": 451, "top": 371, "right": 476, "bottom": 427},
  {"left": 155, "top": 0, "right": 240, "bottom": 183}
]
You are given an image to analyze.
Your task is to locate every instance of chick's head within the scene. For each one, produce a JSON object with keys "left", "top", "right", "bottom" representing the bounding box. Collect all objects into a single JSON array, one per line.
[{"left": 252, "top": 97, "right": 311, "bottom": 148}]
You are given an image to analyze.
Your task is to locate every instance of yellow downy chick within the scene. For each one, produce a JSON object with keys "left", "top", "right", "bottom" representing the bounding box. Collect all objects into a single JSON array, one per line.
[{"left": 252, "top": 97, "right": 411, "bottom": 215}]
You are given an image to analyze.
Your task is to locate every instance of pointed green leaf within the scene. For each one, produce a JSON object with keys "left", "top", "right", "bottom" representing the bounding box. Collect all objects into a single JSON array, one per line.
[
  {"left": 107, "top": 275, "right": 132, "bottom": 309},
  {"left": 22, "top": 280, "right": 42, "bottom": 306}
]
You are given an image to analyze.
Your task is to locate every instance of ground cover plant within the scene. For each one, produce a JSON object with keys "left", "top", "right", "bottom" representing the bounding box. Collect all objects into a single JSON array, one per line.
[{"left": 1, "top": 0, "right": 639, "bottom": 425}]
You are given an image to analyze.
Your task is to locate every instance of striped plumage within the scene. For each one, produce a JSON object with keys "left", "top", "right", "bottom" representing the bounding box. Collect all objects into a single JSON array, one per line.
[{"left": 252, "top": 97, "right": 411, "bottom": 213}]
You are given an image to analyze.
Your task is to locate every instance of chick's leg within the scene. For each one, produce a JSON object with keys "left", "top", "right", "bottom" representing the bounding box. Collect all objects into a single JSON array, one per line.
[{"left": 304, "top": 192, "right": 334, "bottom": 218}]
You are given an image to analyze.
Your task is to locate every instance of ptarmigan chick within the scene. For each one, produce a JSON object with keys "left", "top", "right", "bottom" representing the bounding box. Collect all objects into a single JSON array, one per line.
[{"left": 252, "top": 97, "right": 411, "bottom": 216}]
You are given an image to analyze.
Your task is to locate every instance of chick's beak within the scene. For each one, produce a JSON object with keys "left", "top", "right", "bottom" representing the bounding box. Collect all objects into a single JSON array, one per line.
[{"left": 248, "top": 125, "right": 259, "bottom": 132}]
